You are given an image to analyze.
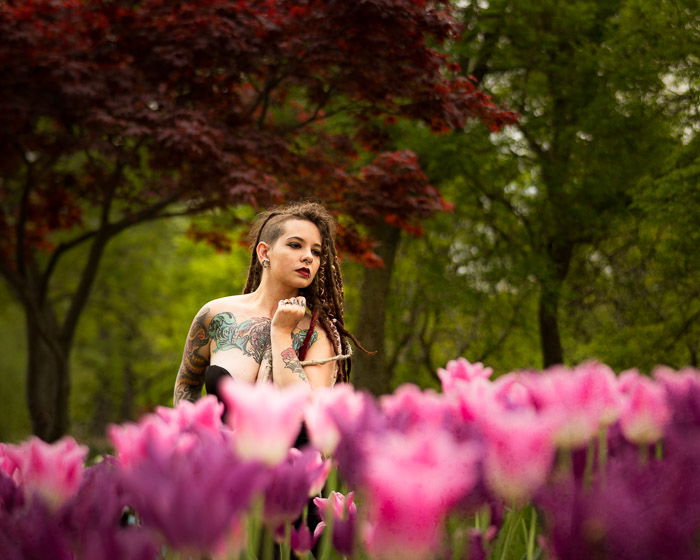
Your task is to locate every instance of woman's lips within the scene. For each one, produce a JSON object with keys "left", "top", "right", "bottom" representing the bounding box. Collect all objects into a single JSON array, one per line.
[{"left": 296, "top": 268, "right": 310, "bottom": 278}]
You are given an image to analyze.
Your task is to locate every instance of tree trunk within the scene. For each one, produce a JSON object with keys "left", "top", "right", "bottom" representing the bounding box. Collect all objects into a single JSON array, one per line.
[
  {"left": 352, "top": 223, "right": 401, "bottom": 396},
  {"left": 538, "top": 277, "right": 564, "bottom": 367},
  {"left": 14, "top": 232, "right": 111, "bottom": 441},
  {"left": 538, "top": 240, "right": 574, "bottom": 368},
  {"left": 25, "top": 309, "right": 70, "bottom": 442}
]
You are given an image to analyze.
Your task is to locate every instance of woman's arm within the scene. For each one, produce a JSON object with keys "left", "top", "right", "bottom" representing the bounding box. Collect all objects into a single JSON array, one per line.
[
  {"left": 270, "top": 297, "right": 335, "bottom": 389},
  {"left": 173, "top": 306, "right": 212, "bottom": 405}
]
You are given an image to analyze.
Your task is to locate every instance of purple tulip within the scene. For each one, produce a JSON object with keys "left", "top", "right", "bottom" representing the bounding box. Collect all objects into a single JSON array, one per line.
[
  {"left": 655, "top": 366, "right": 700, "bottom": 436},
  {"left": 0, "top": 469, "right": 23, "bottom": 513},
  {"left": 327, "top": 390, "right": 386, "bottom": 489},
  {"left": 263, "top": 448, "right": 326, "bottom": 531},
  {"left": 60, "top": 459, "right": 158, "bottom": 560},
  {"left": 290, "top": 523, "right": 324, "bottom": 556},
  {"left": 537, "top": 439, "right": 700, "bottom": 560},
  {"left": 0, "top": 497, "right": 73, "bottom": 560},
  {"left": 118, "top": 428, "right": 266, "bottom": 556}
]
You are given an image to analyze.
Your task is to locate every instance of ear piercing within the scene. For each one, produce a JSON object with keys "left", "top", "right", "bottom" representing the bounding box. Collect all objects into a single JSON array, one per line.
[{"left": 262, "top": 257, "right": 270, "bottom": 269}]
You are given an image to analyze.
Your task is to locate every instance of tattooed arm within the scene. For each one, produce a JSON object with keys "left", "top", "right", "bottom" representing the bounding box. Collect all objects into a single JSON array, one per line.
[
  {"left": 270, "top": 297, "right": 335, "bottom": 388},
  {"left": 173, "top": 306, "right": 212, "bottom": 405}
]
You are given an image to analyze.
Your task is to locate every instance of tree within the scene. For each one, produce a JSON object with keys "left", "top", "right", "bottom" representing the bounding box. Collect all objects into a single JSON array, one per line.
[
  {"left": 447, "top": 0, "right": 698, "bottom": 367},
  {"left": 0, "top": 0, "right": 514, "bottom": 440}
]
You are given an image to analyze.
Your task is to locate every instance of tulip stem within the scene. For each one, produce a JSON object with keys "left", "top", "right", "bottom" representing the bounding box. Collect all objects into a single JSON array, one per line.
[
  {"left": 319, "top": 503, "right": 335, "bottom": 560},
  {"left": 447, "top": 514, "right": 466, "bottom": 560},
  {"left": 281, "top": 524, "right": 291, "bottom": 560},
  {"left": 655, "top": 440, "right": 664, "bottom": 460},
  {"left": 325, "top": 465, "right": 338, "bottom": 496},
  {"left": 597, "top": 427, "right": 608, "bottom": 483},
  {"left": 583, "top": 438, "right": 595, "bottom": 488},
  {"left": 262, "top": 527, "right": 274, "bottom": 560},
  {"left": 639, "top": 443, "right": 649, "bottom": 464},
  {"left": 526, "top": 507, "right": 537, "bottom": 560},
  {"left": 496, "top": 507, "right": 523, "bottom": 560},
  {"left": 557, "top": 448, "right": 573, "bottom": 478},
  {"left": 247, "top": 496, "right": 263, "bottom": 560}
]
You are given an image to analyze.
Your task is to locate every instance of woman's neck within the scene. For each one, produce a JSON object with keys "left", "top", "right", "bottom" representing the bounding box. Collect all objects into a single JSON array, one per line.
[{"left": 248, "top": 277, "right": 299, "bottom": 317}]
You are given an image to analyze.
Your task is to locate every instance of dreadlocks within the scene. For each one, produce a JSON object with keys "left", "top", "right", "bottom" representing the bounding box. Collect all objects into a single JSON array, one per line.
[{"left": 243, "top": 201, "right": 363, "bottom": 383}]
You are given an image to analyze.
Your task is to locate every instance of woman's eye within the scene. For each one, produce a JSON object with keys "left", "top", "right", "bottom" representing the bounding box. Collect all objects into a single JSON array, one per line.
[
  {"left": 288, "top": 242, "right": 301, "bottom": 248},
  {"left": 312, "top": 250, "right": 321, "bottom": 257}
]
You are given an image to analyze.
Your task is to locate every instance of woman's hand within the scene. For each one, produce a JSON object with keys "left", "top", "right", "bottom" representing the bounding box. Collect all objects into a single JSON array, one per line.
[{"left": 271, "top": 296, "right": 306, "bottom": 332}]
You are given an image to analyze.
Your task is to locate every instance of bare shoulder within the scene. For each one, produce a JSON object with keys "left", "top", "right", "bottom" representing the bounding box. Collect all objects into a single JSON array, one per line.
[
  {"left": 303, "top": 322, "right": 335, "bottom": 358},
  {"left": 202, "top": 294, "right": 251, "bottom": 315},
  {"left": 193, "top": 295, "right": 256, "bottom": 323}
]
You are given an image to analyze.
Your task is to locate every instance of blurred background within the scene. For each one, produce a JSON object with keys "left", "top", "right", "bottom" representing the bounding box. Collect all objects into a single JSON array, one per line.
[{"left": 1, "top": 0, "right": 698, "bottom": 444}]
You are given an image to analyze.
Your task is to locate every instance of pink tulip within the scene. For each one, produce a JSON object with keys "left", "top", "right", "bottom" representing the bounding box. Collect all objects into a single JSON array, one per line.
[
  {"left": 304, "top": 384, "right": 366, "bottom": 455},
  {"left": 448, "top": 377, "right": 497, "bottom": 423},
  {"left": 380, "top": 384, "right": 454, "bottom": 434},
  {"left": 438, "top": 358, "right": 493, "bottom": 393},
  {"left": 493, "top": 373, "right": 536, "bottom": 411},
  {"left": 0, "top": 444, "right": 17, "bottom": 478},
  {"left": 524, "top": 365, "right": 612, "bottom": 448},
  {"left": 479, "top": 410, "right": 556, "bottom": 503},
  {"left": 156, "top": 395, "right": 224, "bottom": 433},
  {"left": 109, "top": 415, "right": 198, "bottom": 470},
  {"left": 4, "top": 436, "right": 88, "bottom": 511},
  {"left": 575, "top": 361, "right": 622, "bottom": 427},
  {"left": 219, "top": 378, "right": 309, "bottom": 465},
  {"left": 360, "top": 429, "right": 480, "bottom": 560},
  {"left": 619, "top": 370, "right": 669, "bottom": 444},
  {"left": 306, "top": 451, "right": 332, "bottom": 497},
  {"left": 109, "top": 395, "right": 228, "bottom": 470}
]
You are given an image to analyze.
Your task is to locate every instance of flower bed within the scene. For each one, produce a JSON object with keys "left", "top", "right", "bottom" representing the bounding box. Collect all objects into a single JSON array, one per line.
[{"left": 2, "top": 361, "right": 700, "bottom": 559}]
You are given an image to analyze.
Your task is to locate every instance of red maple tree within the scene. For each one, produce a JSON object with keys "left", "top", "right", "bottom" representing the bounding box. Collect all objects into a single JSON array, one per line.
[{"left": 0, "top": 0, "right": 516, "bottom": 440}]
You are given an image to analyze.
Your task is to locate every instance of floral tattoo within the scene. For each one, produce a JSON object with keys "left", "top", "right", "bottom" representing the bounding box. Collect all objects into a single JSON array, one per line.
[{"left": 281, "top": 347, "right": 308, "bottom": 382}]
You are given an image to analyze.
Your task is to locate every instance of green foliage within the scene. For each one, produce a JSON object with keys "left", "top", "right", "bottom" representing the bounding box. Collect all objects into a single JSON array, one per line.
[
  {"left": 68, "top": 217, "right": 251, "bottom": 441},
  {"left": 378, "top": 0, "right": 700, "bottom": 381},
  {"left": 0, "top": 291, "right": 31, "bottom": 441}
]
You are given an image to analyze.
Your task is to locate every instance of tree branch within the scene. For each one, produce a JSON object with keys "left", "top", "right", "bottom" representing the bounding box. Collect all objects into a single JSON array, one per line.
[{"left": 477, "top": 291, "right": 530, "bottom": 362}]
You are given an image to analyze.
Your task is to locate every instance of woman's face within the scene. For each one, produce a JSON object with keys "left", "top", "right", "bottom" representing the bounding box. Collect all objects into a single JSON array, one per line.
[{"left": 265, "top": 219, "right": 323, "bottom": 289}]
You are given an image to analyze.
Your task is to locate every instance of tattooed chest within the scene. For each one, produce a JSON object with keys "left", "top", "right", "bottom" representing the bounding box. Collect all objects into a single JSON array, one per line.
[{"left": 207, "top": 312, "right": 316, "bottom": 364}]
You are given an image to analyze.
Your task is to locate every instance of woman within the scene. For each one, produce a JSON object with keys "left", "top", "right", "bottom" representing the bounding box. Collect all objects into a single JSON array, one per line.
[{"left": 173, "top": 201, "right": 359, "bottom": 406}]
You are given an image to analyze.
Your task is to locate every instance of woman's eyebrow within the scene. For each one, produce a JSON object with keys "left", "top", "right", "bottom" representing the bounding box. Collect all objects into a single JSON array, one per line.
[{"left": 286, "top": 235, "right": 322, "bottom": 247}]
